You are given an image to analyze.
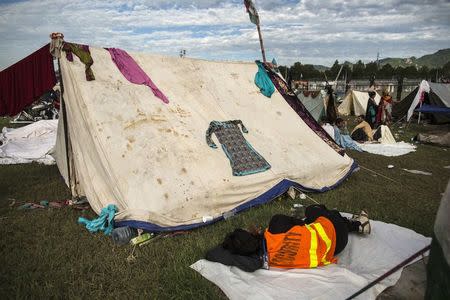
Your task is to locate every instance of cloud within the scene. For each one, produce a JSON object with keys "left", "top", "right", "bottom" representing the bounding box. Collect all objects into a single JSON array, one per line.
[{"left": 0, "top": 0, "right": 449, "bottom": 69}]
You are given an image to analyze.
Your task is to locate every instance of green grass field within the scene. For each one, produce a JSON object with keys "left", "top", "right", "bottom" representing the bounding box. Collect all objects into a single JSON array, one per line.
[{"left": 0, "top": 117, "right": 449, "bottom": 299}]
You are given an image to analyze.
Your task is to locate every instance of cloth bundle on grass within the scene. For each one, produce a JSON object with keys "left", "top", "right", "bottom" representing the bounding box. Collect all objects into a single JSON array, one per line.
[{"left": 78, "top": 204, "right": 117, "bottom": 235}]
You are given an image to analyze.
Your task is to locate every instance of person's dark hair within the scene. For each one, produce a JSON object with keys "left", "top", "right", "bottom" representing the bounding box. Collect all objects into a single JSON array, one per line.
[
  {"left": 358, "top": 114, "right": 365, "bottom": 119},
  {"left": 335, "top": 117, "right": 344, "bottom": 125},
  {"left": 368, "top": 91, "right": 376, "bottom": 98},
  {"left": 222, "top": 229, "right": 261, "bottom": 255},
  {"left": 320, "top": 116, "right": 329, "bottom": 123}
]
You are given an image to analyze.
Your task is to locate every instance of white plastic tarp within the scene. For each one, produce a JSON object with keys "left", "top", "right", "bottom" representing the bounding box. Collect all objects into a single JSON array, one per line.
[
  {"left": 0, "top": 120, "right": 57, "bottom": 165},
  {"left": 359, "top": 142, "right": 416, "bottom": 157},
  {"left": 56, "top": 47, "right": 355, "bottom": 229},
  {"left": 338, "top": 90, "right": 381, "bottom": 116},
  {"left": 191, "top": 216, "right": 430, "bottom": 300}
]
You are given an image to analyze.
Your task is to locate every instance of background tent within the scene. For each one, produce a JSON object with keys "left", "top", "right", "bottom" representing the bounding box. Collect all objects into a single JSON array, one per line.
[
  {"left": 338, "top": 90, "right": 381, "bottom": 116},
  {"left": 296, "top": 90, "right": 326, "bottom": 122},
  {"left": 0, "top": 44, "right": 56, "bottom": 116},
  {"left": 55, "top": 46, "right": 356, "bottom": 231},
  {"left": 392, "top": 82, "right": 450, "bottom": 124}
]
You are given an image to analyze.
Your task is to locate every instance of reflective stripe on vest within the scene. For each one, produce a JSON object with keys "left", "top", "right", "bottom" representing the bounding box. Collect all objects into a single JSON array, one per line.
[
  {"left": 264, "top": 216, "right": 337, "bottom": 269},
  {"left": 313, "top": 222, "right": 332, "bottom": 265},
  {"left": 305, "top": 224, "right": 318, "bottom": 268}
]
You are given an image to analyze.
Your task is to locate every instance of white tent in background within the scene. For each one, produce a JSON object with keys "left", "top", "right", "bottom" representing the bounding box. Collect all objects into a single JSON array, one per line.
[
  {"left": 338, "top": 90, "right": 381, "bottom": 116},
  {"left": 296, "top": 90, "right": 326, "bottom": 122},
  {"left": 54, "top": 45, "right": 356, "bottom": 231}
]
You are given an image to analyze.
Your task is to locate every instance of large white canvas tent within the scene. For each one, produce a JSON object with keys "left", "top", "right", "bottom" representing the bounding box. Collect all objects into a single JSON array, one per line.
[
  {"left": 338, "top": 90, "right": 381, "bottom": 116},
  {"left": 55, "top": 45, "right": 356, "bottom": 231}
]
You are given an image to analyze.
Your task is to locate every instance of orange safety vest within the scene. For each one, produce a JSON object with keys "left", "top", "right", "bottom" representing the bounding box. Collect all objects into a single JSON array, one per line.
[{"left": 264, "top": 216, "right": 337, "bottom": 268}]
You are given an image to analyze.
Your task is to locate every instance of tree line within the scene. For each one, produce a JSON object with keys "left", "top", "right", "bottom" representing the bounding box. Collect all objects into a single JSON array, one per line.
[{"left": 278, "top": 60, "right": 450, "bottom": 82}]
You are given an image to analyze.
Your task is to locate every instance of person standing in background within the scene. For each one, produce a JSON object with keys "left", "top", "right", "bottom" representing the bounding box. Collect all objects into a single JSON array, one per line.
[{"left": 365, "top": 91, "right": 378, "bottom": 128}]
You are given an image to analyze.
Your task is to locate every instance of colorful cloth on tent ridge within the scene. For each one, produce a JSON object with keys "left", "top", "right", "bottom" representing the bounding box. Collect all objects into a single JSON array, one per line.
[
  {"left": 78, "top": 204, "right": 117, "bottom": 235},
  {"left": 206, "top": 120, "right": 271, "bottom": 176},
  {"left": 63, "top": 42, "right": 95, "bottom": 81},
  {"left": 106, "top": 48, "right": 169, "bottom": 104}
]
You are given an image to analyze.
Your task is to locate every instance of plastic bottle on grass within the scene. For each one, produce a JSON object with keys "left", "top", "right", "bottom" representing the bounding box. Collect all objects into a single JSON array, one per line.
[{"left": 112, "top": 226, "right": 137, "bottom": 245}]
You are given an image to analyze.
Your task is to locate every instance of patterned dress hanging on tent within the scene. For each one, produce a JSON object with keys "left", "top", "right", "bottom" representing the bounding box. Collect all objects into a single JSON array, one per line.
[{"left": 206, "top": 120, "right": 271, "bottom": 176}]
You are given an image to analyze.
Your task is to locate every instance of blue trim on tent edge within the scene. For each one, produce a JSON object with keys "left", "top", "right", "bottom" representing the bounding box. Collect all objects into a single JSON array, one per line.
[{"left": 115, "top": 160, "right": 359, "bottom": 232}]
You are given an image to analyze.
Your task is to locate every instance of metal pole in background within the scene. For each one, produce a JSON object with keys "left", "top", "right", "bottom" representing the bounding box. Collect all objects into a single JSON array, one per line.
[{"left": 418, "top": 101, "right": 422, "bottom": 124}]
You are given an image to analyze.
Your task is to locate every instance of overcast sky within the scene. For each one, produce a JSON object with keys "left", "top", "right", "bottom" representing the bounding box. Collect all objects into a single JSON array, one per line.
[{"left": 0, "top": 0, "right": 449, "bottom": 70}]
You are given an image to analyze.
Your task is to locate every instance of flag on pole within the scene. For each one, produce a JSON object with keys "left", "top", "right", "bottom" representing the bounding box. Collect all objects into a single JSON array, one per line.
[{"left": 244, "top": 0, "right": 260, "bottom": 25}]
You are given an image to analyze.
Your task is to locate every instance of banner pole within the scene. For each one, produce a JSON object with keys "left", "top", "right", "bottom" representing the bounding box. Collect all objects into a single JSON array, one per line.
[{"left": 256, "top": 23, "right": 266, "bottom": 63}]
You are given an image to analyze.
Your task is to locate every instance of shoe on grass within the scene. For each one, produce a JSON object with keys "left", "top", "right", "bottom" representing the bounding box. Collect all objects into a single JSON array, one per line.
[{"left": 352, "top": 210, "right": 371, "bottom": 235}]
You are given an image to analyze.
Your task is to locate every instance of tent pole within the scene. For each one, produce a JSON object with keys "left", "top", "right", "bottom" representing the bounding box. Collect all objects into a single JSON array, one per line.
[
  {"left": 256, "top": 23, "right": 266, "bottom": 63},
  {"left": 57, "top": 58, "right": 72, "bottom": 197},
  {"left": 417, "top": 101, "right": 422, "bottom": 124}
]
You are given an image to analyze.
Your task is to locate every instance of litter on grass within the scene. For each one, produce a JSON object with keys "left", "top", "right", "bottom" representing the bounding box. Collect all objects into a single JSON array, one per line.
[{"left": 402, "top": 169, "right": 432, "bottom": 176}]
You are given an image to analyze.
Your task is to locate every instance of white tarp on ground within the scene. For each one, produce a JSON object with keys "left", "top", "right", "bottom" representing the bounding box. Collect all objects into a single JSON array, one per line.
[
  {"left": 0, "top": 120, "right": 57, "bottom": 165},
  {"left": 359, "top": 142, "right": 416, "bottom": 157},
  {"left": 56, "top": 47, "right": 355, "bottom": 229},
  {"left": 338, "top": 90, "right": 381, "bottom": 116},
  {"left": 191, "top": 216, "right": 430, "bottom": 300}
]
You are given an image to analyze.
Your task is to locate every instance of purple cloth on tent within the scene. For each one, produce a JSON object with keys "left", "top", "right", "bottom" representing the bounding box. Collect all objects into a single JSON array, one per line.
[{"left": 106, "top": 48, "right": 169, "bottom": 104}]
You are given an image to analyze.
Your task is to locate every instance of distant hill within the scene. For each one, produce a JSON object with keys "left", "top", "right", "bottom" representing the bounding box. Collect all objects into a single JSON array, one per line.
[
  {"left": 379, "top": 49, "right": 450, "bottom": 68},
  {"left": 312, "top": 64, "right": 330, "bottom": 72}
]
